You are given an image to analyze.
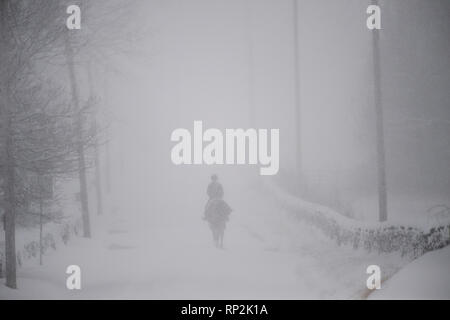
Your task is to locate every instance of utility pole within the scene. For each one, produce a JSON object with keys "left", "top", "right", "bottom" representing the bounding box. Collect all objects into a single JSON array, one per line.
[
  {"left": 245, "top": 0, "right": 256, "bottom": 127},
  {"left": 293, "top": 0, "right": 302, "bottom": 183},
  {"left": 371, "top": 0, "right": 388, "bottom": 222}
]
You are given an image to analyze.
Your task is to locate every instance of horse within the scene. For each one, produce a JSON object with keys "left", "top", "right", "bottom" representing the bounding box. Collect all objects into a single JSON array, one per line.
[{"left": 204, "top": 198, "right": 232, "bottom": 248}]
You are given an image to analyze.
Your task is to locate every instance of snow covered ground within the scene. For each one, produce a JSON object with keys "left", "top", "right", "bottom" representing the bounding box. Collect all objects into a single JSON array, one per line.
[
  {"left": 369, "top": 245, "right": 450, "bottom": 300},
  {"left": 1, "top": 181, "right": 415, "bottom": 300}
]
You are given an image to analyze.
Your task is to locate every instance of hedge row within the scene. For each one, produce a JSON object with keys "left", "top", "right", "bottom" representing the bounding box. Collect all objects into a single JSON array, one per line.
[{"left": 266, "top": 181, "right": 450, "bottom": 259}]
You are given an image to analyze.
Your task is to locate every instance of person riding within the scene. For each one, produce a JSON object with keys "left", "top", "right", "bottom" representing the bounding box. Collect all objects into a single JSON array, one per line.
[
  {"left": 203, "top": 174, "right": 223, "bottom": 218},
  {"left": 207, "top": 174, "right": 223, "bottom": 200},
  {"left": 203, "top": 174, "right": 232, "bottom": 248}
]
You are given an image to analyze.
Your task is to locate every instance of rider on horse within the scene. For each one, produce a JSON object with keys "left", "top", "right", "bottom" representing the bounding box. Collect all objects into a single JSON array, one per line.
[{"left": 203, "top": 174, "right": 232, "bottom": 248}]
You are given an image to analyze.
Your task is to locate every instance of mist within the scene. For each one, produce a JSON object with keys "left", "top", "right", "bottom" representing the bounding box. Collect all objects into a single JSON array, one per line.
[{"left": 1, "top": 0, "right": 450, "bottom": 299}]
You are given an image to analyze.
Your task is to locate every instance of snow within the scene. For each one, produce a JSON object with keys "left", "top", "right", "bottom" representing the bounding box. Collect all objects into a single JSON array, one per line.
[
  {"left": 0, "top": 182, "right": 412, "bottom": 299},
  {"left": 369, "top": 245, "right": 450, "bottom": 300}
]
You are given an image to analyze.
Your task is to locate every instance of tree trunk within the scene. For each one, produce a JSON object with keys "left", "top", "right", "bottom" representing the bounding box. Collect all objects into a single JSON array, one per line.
[
  {"left": 103, "top": 77, "right": 112, "bottom": 195},
  {"left": 371, "top": 0, "right": 388, "bottom": 222},
  {"left": 0, "top": 0, "right": 17, "bottom": 290},
  {"left": 94, "top": 127, "right": 103, "bottom": 216},
  {"left": 39, "top": 195, "right": 43, "bottom": 266},
  {"left": 105, "top": 139, "right": 112, "bottom": 195},
  {"left": 65, "top": 35, "right": 91, "bottom": 237},
  {"left": 87, "top": 65, "right": 104, "bottom": 216},
  {"left": 4, "top": 115, "right": 17, "bottom": 289},
  {"left": 77, "top": 144, "right": 91, "bottom": 237}
]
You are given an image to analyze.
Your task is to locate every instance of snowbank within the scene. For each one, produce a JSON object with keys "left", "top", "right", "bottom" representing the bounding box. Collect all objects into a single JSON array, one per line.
[
  {"left": 369, "top": 245, "right": 450, "bottom": 299},
  {"left": 264, "top": 180, "right": 450, "bottom": 259}
]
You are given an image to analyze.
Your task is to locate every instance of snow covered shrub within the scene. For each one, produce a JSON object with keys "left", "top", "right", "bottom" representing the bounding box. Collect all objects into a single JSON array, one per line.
[
  {"left": 265, "top": 181, "right": 450, "bottom": 259},
  {"left": 24, "top": 240, "right": 40, "bottom": 259},
  {"left": 43, "top": 233, "right": 56, "bottom": 251},
  {"left": 60, "top": 219, "right": 81, "bottom": 244},
  {"left": 12, "top": 218, "right": 81, "bottom": 266}
]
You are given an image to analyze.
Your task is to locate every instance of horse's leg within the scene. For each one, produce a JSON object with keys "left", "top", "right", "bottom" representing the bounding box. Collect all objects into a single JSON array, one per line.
[
  {"left": 219, "top": 228, "right": 224, "bottom": 249},
  {"left": 212, "top": 228, "right": 219, "bottom": 247},
  {"left": 210, "top": 226, "right": 215, "bottom": 246}
]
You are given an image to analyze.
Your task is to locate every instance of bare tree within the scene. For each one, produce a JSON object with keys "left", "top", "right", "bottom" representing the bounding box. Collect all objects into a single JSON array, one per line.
[
  {"left": 0, "top": 0, "right": 99, "bottom": 287},
  {"left": 0, "top": 0, "right": 67, "bottom": 290},
  {"left": 64, "top": 34, "right": 91, "bottom": 237},
  {"left": 0, "top": 0, "right": 144, "bottom": 288},
  {"left": 61, "top": 0, "right": 144, "bottom": 223}
]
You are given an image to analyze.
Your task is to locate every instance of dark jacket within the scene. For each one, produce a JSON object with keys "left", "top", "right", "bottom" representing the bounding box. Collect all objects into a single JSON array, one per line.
[{"left": 207, "top": 181, "right": 224, "bottom": 200}]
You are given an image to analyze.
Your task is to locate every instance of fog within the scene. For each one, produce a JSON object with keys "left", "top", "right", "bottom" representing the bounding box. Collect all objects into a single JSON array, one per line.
[
  {"left": 102, "top": 0, "right": 450, "bottom": 222},
  {"left": 1, "top": 0, "right": 450, "bottom": 299}
]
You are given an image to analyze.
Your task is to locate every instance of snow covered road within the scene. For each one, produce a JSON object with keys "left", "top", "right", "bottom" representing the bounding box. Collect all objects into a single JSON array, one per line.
[{"left": 1, "top": 185, "right": 409, "bottom": 299}]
